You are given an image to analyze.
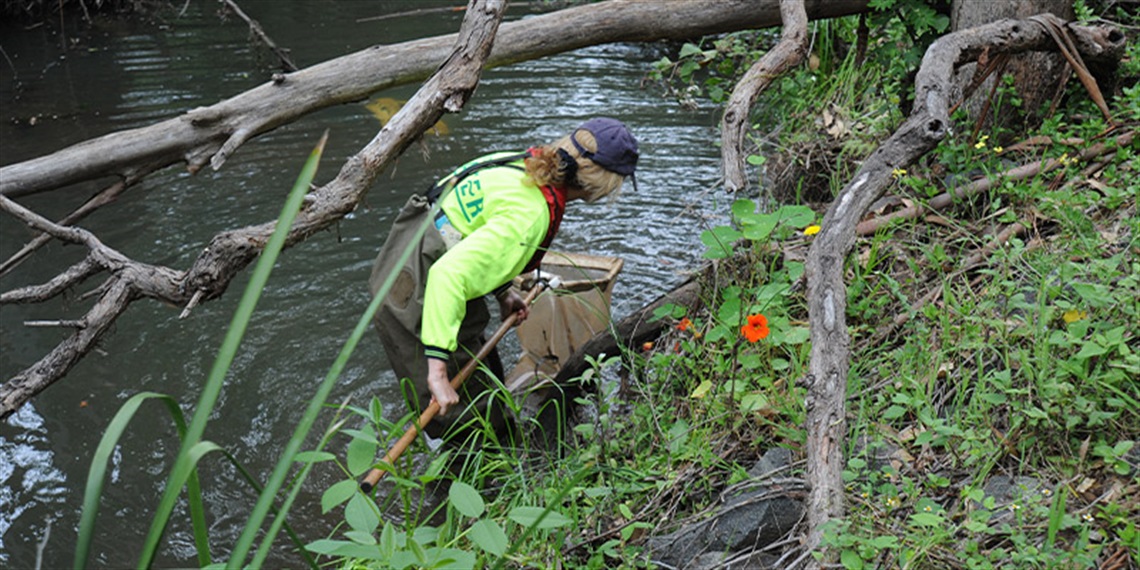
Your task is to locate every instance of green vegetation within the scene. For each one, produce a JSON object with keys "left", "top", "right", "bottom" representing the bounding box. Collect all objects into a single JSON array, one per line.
[{"left": 77, "top": 1, "right": 1139, "bottom": 569}]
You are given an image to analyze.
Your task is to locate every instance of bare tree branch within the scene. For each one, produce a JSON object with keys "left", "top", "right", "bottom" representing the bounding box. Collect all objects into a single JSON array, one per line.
[
  {"left": 221, "top": 0, "right": 299, "bottom": 72},
  {"left": 721, "top": 0, "right": 809, "bottom": 195},
  {"left": 798, "top": 14, "right": 1124, "bottom": 567}
]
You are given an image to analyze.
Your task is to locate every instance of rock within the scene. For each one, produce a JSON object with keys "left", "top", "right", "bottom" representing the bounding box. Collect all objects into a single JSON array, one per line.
[
  {"left": 648, "top": 448, "right": 805, "bottom": 569},
  {"left": 748, "top": 447, "right": 794, "bottom": 479},
  {"left": 977, "top": 475, "right": 1047, "bottom": 523}
]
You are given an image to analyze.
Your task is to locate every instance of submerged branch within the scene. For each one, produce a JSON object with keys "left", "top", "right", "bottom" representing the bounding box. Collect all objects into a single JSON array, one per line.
[{"left": 221, "top": 0, "right": 298, "bottom": 72}]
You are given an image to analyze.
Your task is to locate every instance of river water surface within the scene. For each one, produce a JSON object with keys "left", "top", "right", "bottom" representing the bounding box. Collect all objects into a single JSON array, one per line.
[{"left": 0, "top": 2, "right": 729, "bottom": 566}]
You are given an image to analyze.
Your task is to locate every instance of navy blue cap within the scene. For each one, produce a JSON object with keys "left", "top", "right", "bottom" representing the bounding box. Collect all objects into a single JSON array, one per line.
[{"left": 571, "top": 117, "right": 639, "bottom": 190}]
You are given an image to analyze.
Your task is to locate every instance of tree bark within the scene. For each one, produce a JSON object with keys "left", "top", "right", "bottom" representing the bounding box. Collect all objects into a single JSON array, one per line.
[
  {"left": 950, "top": 0, "right": 1074, "bottom": 126},
  {"left": 799, "top": 14, "right": 1121, "bottom": 567},
  {"left": 0, "top": 0, "right": 871, "bottom": 198},
  {"left": 721, "top": 0, "right": 809, "bottom": 195}
]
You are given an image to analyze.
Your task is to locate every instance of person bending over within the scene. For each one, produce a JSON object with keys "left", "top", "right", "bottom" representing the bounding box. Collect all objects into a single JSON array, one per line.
[{"left": 369, "top": 117, "right": 639, "bottom": 441}]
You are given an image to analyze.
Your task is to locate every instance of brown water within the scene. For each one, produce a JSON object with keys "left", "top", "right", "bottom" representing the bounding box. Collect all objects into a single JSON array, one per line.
[{"left": 0, "top": 2, "right": 728, "bottom": 567}]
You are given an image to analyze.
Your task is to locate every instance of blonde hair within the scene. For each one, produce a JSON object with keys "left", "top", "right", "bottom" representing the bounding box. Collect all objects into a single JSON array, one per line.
[{"left": 525, "top": 130, "right": 625, "bottom": 203}]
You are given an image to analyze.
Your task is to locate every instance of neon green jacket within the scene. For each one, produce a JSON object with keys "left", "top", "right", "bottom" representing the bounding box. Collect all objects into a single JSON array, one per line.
[{"left": 422, "top": 152, "right": 550, "bottom": 357}]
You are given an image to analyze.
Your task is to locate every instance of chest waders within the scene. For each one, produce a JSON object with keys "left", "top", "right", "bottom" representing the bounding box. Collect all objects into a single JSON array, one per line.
[{"left": 368, "top": 153, "right": 559, "bottom": 444}]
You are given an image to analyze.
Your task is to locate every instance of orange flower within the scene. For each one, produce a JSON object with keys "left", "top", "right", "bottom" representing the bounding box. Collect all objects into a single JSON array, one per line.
[
  {"left": 740, "top": 313, "right": 769, "bottom": 343},
  {"left": 677, "top": 317, "right": 693, "bottom": 332},
  {"left": 642, "top": 341, "right": 654, "bottom": 352}
]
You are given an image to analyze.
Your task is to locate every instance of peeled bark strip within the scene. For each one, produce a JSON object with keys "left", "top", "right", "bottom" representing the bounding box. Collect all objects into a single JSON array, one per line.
[
  {"left": 721, "top": 0, "right": 809, "bottom": 194},
  {"left": 799, "top": 14, "right": 1123, "bottom": 567},
  {"left": 0, "top": 0, "right": 509, "bottom": 420},
  {"left": 0, "top": 0, "right": 870, "bottom": 198}
]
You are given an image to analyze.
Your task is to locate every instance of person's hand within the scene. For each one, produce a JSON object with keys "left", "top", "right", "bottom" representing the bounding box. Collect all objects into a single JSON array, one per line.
[
  {"left": 426, "top": 358, "right": 459, "bottom": 415},
  {"left": 498, "top": 289, "right": 529, "bottom": 325}
]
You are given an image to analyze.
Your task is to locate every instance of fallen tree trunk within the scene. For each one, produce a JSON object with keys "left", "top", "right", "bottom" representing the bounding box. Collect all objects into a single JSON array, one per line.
[
  {"left": 0, "top": 0, "right": 870, "bottom": 198},
  {"left": 799, "top": 14, "right": 1124, "bottom": 568}
]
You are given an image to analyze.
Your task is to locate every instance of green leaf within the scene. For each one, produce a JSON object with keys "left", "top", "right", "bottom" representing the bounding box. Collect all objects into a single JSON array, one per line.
[
  {"left": 775, "top": 205, "right": 817, "bottom": 228},
  {"left": 423, "top": 547, "right": 475, "bottom": 570},
  {"left": 870, "top": 535, "right": 899, "bottom": 549},
  {"left": 198, "top": 134, "right": 337, "bottom": 570},
  {"left": 739, "top": 353, "right": 762, "bottom": 370},
  {"left": 322, "top": 479, "right": 358, "bottom": 514},
  {"left": 740, "top": 392, "right": 770, "bottom": 413},
  {"left": 379, "top": 521, "right": 404, "bottom": 557},
  {"left": 1075, "top": 342, "right": 1108, "bottom": 359},
  {"left": 717, "top": 296, "right": 742, "bottom": 326},
  {"left": 347, "top": 435, "right": 378, "bottom": 477},
  {"left": 345, "top": 530, "right": 377, "bottom": 546},
  {"left": 342, "top": 428, "right": 380, "bottom": 445},
  {"left": 618, "top": 503, "right": 634, "bottom": 519},
  {"left": 707, "top": 325, "right": 731, "bottom": 343},
  {"left": 700, "top": 226, "right": 742, "bottom": 259},
  {"left": 467, "top": 519, "right": 508, "bottom": 556},
  {"left": 508, "top": 506, "right": 572, "bottom": 530},
  {"left": 449, "top": 481, "right": 485, "bottom": 518},
  {"left": 678, "top": 60, "right": 700, "bottom": 78},
  {"left": 841, "top": 548, "right": 864, "bottom": 570},
  {"left": 690, "top": 380, "right": 714, "bottom": 399},
  {"left": 668, "top": 419, "right": 690, "bottom": 453},
  {"left": 883, "top": 405, "right": 907, "bottom": 420},
  {"left": 76, "top": 392, "right": 213, "bottom": 570},
  {"left": 731, "top": 198, "right": 757, "bottom": 220},
  {"left": 781, "top": 326, "right": 810, "bottom": 345},
  {"left": 293, "top": 451, "right": 335, "bottom": 464},
  {"left": 741, "top": 213, "right": 779, "bottom": 241},
  {"left": 910, "top": 512, "right": 945, "bottom": 527},
  {"left": 345, "top": 492, "right": 380, "bottom": 534},
  {"left": 305, "top": 539, "right": 355, "bottom": 556},
  {"left": 679, "top": 43, "right": 703, "bottom": 58}
]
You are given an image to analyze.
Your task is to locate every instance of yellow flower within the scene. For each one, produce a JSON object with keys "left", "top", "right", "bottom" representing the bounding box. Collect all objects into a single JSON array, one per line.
[
  {"left": 993, "top": 146, "right": 1004, "bottom": 154},
  {"left": 1062, "top": 309, "right": 1088, "bottom": 324},
  {"left": 975, "top": 135, "right": 989, "bottom": 149},
  {"left": 804, "top": 225, "right": 821, "bottom": 236},
  {"left": 891, "top": 167, "right": 907, "bottom": 178}
]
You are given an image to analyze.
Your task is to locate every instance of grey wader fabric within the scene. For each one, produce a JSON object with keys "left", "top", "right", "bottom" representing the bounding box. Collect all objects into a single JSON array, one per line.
[{"left": 368, "top": 194, "right": 508, "bottom": 442}]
